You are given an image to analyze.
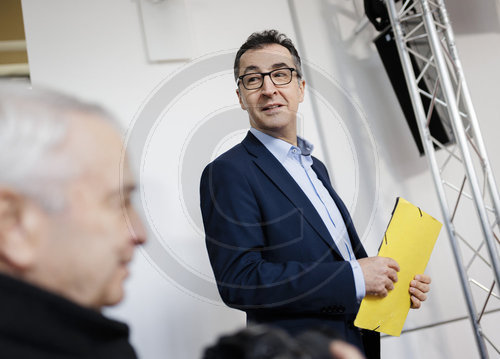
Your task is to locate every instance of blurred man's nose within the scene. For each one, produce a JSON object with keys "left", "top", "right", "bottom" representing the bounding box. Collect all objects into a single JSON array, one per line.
[{"left": 129, "top": 208, "right": 147, "bottom": 245}]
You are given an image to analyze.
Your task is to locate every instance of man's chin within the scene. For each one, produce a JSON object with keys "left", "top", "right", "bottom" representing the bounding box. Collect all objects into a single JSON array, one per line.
[
  {"left": 254, "top": 118, "right": 294, "bottom": 131},
  {"left": 96, "top": 285, "right": 126, "bottom": 309},
  {"left": 100, "top": 295, "right": 124, "bottom": 309}
]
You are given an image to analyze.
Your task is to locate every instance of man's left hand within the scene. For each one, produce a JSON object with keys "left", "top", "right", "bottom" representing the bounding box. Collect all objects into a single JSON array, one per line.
[{"left": 409, "top": 274, "right": 431, "bottom": 309}]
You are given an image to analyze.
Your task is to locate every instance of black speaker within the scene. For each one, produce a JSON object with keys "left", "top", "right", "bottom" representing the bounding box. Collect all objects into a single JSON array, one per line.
[{"left": 373, "top": 27, "right": 455, "bottom": 155}]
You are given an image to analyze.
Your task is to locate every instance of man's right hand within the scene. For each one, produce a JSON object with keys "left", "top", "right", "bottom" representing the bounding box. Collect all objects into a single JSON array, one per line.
[{"left": 357, "top": 257, "right": 400, "bottom": 297}]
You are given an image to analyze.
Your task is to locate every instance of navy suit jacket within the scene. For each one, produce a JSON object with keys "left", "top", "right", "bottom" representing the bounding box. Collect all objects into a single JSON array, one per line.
[{"left": 200, "top": 131, "right": 379, "bottom": 358}]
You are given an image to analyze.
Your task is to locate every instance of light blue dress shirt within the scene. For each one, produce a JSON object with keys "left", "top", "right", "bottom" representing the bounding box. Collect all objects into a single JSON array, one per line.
[{"left": 250, "top": 128, "right": 366, "bottom": 301}]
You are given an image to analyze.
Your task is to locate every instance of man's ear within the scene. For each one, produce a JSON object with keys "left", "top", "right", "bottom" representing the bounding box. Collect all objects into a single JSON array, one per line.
[
  {"left": 298, "top": 79, "right": 306, "bottom": 103},
  {"left": 0, "top": 188, "right": 41, "bottom": 271},
  {"left": 236, "top": 88, "right": 247, "bottom": 111}
]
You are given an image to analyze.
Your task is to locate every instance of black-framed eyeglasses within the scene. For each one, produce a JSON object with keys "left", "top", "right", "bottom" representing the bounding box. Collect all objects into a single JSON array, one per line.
[{"left": 238, "top": 68, "right": 297, "bottom": 90}]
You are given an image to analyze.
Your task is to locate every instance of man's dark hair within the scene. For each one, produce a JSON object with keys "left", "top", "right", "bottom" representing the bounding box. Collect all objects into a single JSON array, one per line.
[
  {"left": 295, "top": 327, "right": 344, "bottom": 359},
  {"left": 202, "top": 325, "right": 307, "bottom": 359},
  {"left": 233, "top": 29, "right": 303, "bottom": 82}
]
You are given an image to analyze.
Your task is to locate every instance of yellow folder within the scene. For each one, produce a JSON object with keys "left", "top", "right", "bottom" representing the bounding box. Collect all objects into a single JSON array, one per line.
[{"left": 354, "top": 197, "right": 442, "bottom": 336}]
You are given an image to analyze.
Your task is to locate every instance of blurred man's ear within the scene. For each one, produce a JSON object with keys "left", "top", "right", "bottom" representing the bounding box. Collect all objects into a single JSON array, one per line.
[{"left": 0, "top": 188, "right": 40, "bottom": 271}]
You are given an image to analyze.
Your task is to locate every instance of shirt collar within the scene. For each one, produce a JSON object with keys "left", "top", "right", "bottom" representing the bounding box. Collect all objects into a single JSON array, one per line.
[
  {"left": 297, "top": 136, "right": 313, "bottom": 156},
  {"left": 249, "top": 128, "right": 314, "bottom": 163}
]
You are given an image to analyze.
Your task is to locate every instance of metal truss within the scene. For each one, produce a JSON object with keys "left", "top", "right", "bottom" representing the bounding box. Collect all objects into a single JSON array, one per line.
[{"left": 385, "top": 0, "right": 500, "bottom": 357}]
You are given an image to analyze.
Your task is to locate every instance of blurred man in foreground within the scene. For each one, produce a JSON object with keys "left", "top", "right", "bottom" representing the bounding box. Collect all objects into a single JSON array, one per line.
[
  {"left": 203, "top": 325, "right": 365, "bottom": 359},
  {"left": 0, "top": 82, "right": 146, "bottom": 358}
]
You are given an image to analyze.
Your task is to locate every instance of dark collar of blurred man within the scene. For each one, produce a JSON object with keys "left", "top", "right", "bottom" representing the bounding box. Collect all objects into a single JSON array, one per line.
[{"left": 0, "top": 83, "right": 146, "bottom": 359}]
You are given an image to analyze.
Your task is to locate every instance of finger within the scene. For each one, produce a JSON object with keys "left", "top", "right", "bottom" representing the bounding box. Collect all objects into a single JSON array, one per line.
[
  {"left": 375, "top": 285, "right": 389, "bottom": 297},
  {"left": 410, "top": 295, "right": 421, "bottom": 309},
  {"left": 410, "top": 287, "right": 428, "bottom": 301},
  {"left": 382, "top": 257, "right": 400, "bottom": 272},
  {"left": 411, "top": 280, "right": 430, "bottom": 293},
  {"left": 384, "top": 257, "right": 400, "bottom": 272},
  {"left": 387, "top": 268, "right": 399, "bottom": 283},
  {"left": 415, "top": 274, "right": 431, "bottom": 284},
  {"left": 385, "top": 278, "right": 394, "bottom": 291}
]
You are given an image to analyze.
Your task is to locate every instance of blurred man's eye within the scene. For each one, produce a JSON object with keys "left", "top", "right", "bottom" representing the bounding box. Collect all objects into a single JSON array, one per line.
[{"left": 123, "top": 197, "right": 131, "bottom": 207}]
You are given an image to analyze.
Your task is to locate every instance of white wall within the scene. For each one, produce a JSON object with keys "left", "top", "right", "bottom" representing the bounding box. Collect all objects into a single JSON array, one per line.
[{"left": 21, "top": 0, "right": 500, "bottom": 358}]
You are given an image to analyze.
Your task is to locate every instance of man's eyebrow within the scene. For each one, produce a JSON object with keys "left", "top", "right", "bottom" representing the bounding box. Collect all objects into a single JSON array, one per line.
[
  {"left": 121, "top": 184, "right": 137, "bottom": 195},
  {"left": 242, "top": 62, "right": 292, "bottom": 75},
  {"left": 270, "top": 62, "right": 290, "bottom": 69},
  {"left": 243, "top": 65, "right": 260, "bottom": 75}
]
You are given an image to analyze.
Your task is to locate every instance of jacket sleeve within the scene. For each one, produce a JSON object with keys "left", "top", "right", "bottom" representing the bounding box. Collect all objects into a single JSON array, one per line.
[{"left": 200, "top": 158, "right": 360, "bottom": 315}]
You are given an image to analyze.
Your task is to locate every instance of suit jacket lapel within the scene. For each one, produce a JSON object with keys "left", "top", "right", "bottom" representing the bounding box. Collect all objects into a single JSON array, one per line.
[
  {"left": 312, "top": 161, "right": 368, "bottom": 259},
  {"left": 242, "top": 132, "right": 345, "bottom": 260}
]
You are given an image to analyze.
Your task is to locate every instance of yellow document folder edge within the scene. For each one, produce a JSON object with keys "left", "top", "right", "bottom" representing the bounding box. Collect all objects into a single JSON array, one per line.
[{"left": 354, "top": 197, "right": 442, "bottom": 336}]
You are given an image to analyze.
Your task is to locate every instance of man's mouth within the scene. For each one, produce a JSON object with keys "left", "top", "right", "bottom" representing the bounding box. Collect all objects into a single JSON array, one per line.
[
  {"left": 261, "top": 104, "right": 284, "bottom": 112},
  {"left": 120, "top": 253, "right": 134, "bottom": 266}
]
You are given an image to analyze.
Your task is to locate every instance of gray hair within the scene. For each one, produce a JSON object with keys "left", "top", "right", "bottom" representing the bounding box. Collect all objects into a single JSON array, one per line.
[{"left": 0, "top": 81, "right": 118, "bottom": 211}]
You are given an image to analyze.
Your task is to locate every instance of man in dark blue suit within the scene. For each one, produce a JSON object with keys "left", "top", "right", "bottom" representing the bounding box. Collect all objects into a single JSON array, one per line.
[{"left": 200, "top": 30, "right": 431, "bottom": 359}]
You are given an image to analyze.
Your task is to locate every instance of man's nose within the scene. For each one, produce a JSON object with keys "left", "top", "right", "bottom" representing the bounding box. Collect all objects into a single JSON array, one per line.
[
  {"left": 260, "top": 74, "right": 277, "bottom": 95},
  {"left": 128, "top": 208, "right": 147, "bottom": 245}
]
